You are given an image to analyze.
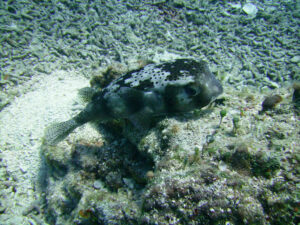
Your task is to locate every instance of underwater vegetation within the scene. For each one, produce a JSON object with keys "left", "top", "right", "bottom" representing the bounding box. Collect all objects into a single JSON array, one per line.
[{"left": 260, "top": 94, "right": 283, "bottom": 114}]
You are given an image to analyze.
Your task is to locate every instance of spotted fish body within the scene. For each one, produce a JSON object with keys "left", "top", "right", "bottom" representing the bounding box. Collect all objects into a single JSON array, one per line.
[{"left": 44, "top": 59, "right": 223, "bottom": 145}]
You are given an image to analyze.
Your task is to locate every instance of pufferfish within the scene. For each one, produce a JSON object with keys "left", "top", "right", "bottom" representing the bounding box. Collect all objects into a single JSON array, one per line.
[{"left": 44, "top": 58, "right": 223, "bottom": 145}]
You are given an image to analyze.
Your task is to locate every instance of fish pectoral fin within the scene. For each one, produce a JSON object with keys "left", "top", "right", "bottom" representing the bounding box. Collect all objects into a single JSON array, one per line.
[
  {"left": 77, "top": 87, "right": 97, "bottom": 103},
  {"left": 128, "top": 111, "right": 152, "bottom": 130}
]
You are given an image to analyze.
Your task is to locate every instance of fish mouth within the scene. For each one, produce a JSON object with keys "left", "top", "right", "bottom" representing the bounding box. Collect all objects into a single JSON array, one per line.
[
  {"left": 199, "top": 82, "right": 223, "bottom": 106},
  {"left": 212, "top": 83, "right": 223, "bottom": 97},
  {"left": 206, "top": 80, "right": 223, "bottom": 96}
]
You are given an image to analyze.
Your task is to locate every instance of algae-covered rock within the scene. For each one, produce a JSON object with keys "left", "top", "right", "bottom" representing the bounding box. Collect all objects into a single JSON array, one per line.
[
  {"left": 40, "top": 84, "right": 299, "bottom": 224},
  {"left": 141, "top": 166, "right": 266, "bottom": 224}
]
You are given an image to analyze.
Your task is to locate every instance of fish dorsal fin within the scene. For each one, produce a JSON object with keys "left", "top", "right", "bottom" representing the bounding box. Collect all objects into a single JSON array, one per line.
[{"left": 77, "top": 87, "right": 97, "bottom": 103}]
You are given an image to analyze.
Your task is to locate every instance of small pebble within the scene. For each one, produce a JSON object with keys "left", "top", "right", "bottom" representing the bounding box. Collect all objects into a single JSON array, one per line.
[
  {"left": 242, "top": 3, "right": 258, "bottom": 16},
  {"left": 20, "top": 166, "right": 27, "bottom": 174},
  {"left": 93, "top": 180, "right": 103, "bottom": 189},
  {"left": 146, "top": 170, "right": 154, "bottom": 180},
  {"left": 290, "top": 56, "right": 300, "bottom": 63}
]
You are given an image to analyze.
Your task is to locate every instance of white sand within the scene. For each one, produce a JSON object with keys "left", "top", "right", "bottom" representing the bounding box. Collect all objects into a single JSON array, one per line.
[{"left": 0, "top": 70, "right": 88, "bottom": 224}]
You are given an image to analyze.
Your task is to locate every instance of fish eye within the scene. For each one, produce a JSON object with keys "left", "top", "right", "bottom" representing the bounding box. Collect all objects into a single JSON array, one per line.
[{"left": 184, "top": 86, "right": 197, "bottom": 96}]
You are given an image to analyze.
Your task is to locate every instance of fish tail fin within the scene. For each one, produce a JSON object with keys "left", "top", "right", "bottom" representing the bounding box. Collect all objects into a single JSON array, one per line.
[{"left": 44, "top": 119, "right": 79, "bottom": 145}]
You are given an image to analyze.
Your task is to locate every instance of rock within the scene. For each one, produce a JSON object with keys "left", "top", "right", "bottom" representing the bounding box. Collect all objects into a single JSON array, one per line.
[
  {"left": 93, "top": 180, "right": 103, "bottom": 189},
  {"left": 290, "top": 56, "right": 300, "bottom": 63},
  {"left": 242, "top": 3, "right": 258, "bottom": 17}
]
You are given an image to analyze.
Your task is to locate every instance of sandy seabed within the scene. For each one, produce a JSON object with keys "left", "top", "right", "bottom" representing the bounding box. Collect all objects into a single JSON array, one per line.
[{"left": 0, "top": 70, "right": 88, "bottom": 224}]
